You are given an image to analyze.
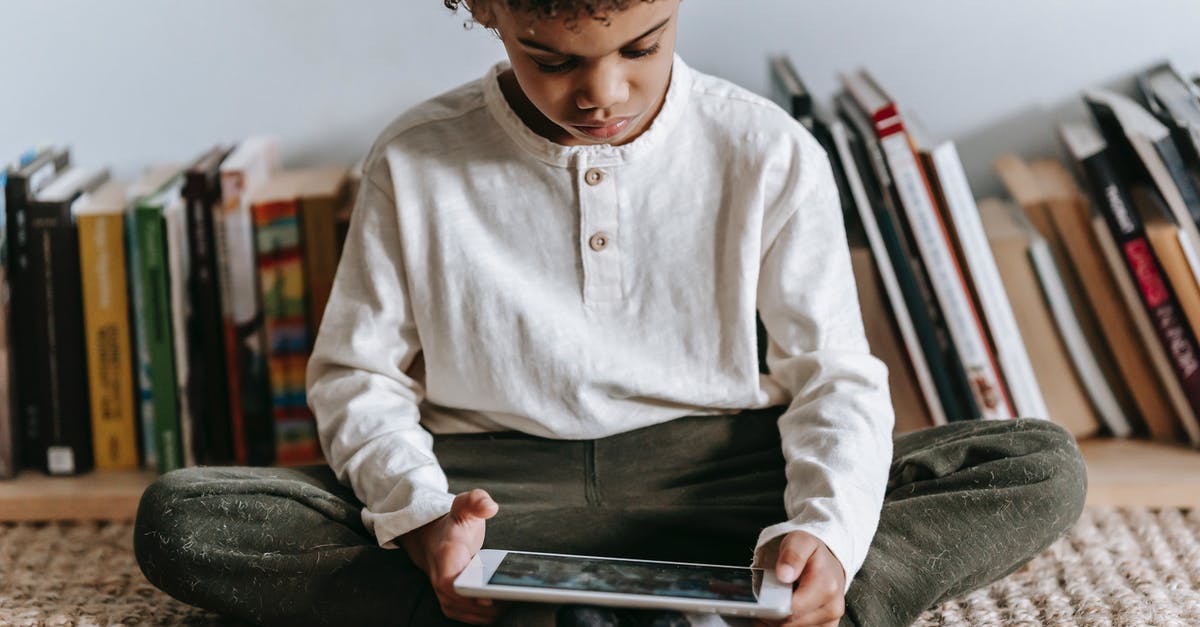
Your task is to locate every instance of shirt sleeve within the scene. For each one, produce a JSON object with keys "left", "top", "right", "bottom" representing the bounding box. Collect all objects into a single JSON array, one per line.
[
  {"left": 305, "top": 156, "right": 455, "bottom": 549},
  {"left": 750, "top": 131, "right": 895, "bottom": 592}
]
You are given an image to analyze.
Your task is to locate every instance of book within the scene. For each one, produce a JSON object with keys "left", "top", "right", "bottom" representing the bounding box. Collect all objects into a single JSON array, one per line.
[
  {"left": 835, "top": 91, "right": 976, "bottom": 422},
  {"left": 128, "top": 167, "right": 186, "bottom": 472},
  {"left": 995, "top": 154, "right": 1130, "bottom": 436},
  {"left": 1062, "top": 122, "right": 1200, "bottom": 446},
  {"left": 28, "top": 165, "right": 110, "bottom": 474},
  {"left": 250, "top": 168, "right": 341, "bottom": 465},
  {"left": 768, "top": 56, "right": 814, "bottom": 128},
  {"left": 182, "top": 146, "right": 233, "bottom": 465},
  {"left": 848, "top": 243, "right": 934, "bottom": 433},
  {"left": 163, "top": 196, "right": 196, "bottom": 468},
  {"left": 1, "top": 148, "right": 42, "bottom": 478},
  {"left": 5, "top": 147, "right": 71, "bottom": 470},
  {"left": 76, "top": 181, "right": 139, "bottom": 470},
  {"left": 1091, "top": 210, "right": 1192, "bottom": 442},
  {"left": 831, "top": 119, "right": 945, "bottom": 426},
  {"left": 1137, "top": 63, "right": 1200, "bottom": 176},
  {"left": 1084, "top": 89, "right": 1200, "bottom": 295},
  {"left": 843, "top": 70, "right": 1012, "bottom": 420},
  {"left": 979, "top": 198, "right": 1104, "bottom": 438},
  {"left": 216, "top": 136, "right": 281, "bottom": 466},
  {"left": 1035, "top": 158, "right": 1175, "bottom": 438},
  {"left": 1140, "top": 188, "right": 1200, "bottom": 358},
  {"left": 296, "top": 166, "right": 350, "bottom": 337},
  {"left": 922, "top": 143, "right": 1048, "bottom": 420}
]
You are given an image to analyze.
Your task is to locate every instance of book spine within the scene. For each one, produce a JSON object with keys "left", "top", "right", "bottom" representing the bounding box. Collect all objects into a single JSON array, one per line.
[
  {"left": 7, "top": 185, "right": 38, "bottom": 469},
  {"left": 134, "top": 206, "right": 182, "bottom": 472},
  {"left": 0, "top": 261, "right": 13, "bottom": 478},
  {"left": 300, "top": 192, "right": 341, "bottom": 338},
  {"left": 878, "top": 128, "right": 1014, "bottom": 420},
  {"left": 124, "top": 210, "right": 158, "bottom": 469},
  {"left": 254, "top": 199, "right": 319, "bottom": 465},
  {"left": 164, "top": 205, "right": 196, "bottom": 469},
  {"left": 835, "top": 96, "right": 978, "bottom": 421},
  {"left": 184, "top": 172, "right": 233, "bottom": 464},
  {"left": 1091, "top": 214, "right": 1190, "bottom": 440},
  {"left": 931, "top": 143, "right": 1048, "bottom": 420},
  {"left": 1084, "top": 152, "right": 1200, "bottom": 446},
  {"left": 831, "top": 122, "right": 946, "bottom": 425},
  {"left": 78, "top": 212, "right": 139, "bottom": 469},
  {"left": 29, "top": 210, "right": 94, "bottom": 475},
  {"left": 215, "top": 172, "right": 249, "bottom": 464}
]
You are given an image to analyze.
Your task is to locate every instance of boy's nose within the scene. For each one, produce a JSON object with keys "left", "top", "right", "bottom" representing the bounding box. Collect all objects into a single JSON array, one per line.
[{"left": 575, "top": 63, "right": 630, "bottom": 111}]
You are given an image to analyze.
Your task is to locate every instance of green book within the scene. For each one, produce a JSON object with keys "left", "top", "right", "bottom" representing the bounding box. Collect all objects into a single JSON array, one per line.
[{"left": 127, "top": 170, "right": 184, "bottom": 473}]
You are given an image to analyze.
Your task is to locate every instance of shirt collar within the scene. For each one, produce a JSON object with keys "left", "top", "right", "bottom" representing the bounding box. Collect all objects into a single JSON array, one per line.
[{"left": 482, "top": 54, "right": 693, "bottom": 169}]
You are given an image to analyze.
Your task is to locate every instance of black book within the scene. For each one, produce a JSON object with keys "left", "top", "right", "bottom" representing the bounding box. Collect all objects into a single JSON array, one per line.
[
  {"left": 182, "top": 146, "right": 234, "bottom": 464},
  {"left": 835, "top": 92, "right": 979, "bottom": 422},
  {"left": 1084, "top": 89, "right": 1200, "bottom": 261},
  {"left": 1062, "top": 123, "right": 1200, "bottom": 446},
  {"left": 1138, "top": 63, "right": 1200, "bottom": 178},
  {"left": 5, "top": 148, "right": 71, "bottom": 471},
  {"left": 25, "top": 166, "right": 110, "bottom": 474},
  {"left": 768, "top": 56, "right": 814, "bottom": 128}
]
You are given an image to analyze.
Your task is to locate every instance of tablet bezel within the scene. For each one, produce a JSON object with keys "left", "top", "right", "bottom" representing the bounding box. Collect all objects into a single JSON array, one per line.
[{"left": 453, "top": 549, "right": 793, "bottom": 620}]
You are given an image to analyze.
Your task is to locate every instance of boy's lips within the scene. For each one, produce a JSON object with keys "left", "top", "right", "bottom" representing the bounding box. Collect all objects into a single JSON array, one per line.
[{"left": 571, "top": 117, "right": 633, "bottom": 140}]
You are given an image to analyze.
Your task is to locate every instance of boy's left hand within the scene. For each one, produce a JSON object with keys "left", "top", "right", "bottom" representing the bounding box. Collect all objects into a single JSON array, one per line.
[{"left": 753, "top": 530, "right": 846, "bottom": 627}]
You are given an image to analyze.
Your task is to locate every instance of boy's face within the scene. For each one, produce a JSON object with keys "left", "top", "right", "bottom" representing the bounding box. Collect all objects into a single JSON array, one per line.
[{"left": 480, "top": 1, "right": 681, "bottom": 146}]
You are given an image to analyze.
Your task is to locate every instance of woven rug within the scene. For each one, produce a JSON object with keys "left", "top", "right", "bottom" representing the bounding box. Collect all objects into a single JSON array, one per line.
[{"left": 1, "top": 507, "right": 1197, "bottom": 626}]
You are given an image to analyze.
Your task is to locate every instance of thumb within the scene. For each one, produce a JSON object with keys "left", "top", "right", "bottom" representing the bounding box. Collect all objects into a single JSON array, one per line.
[
  {"left": 776, "top": 532, "right": 820, "bottom": 585},
  {"left": 451, "top": 488, "right": 499, "bottom": 523}
]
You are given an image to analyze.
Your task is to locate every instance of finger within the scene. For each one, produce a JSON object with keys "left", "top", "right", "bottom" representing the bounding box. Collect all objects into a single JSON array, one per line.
[
  {"left": 776, "top": 533, "right": 820, "bottom": 585},
  {"left": 788, "top": 553, "right": 844, "bottom": 620},
  {"left": 783, "top": 595, "right": 845, "bottom": 627},
  {"left": 451, "top": 489, "right": 499, "bottom": 523}
]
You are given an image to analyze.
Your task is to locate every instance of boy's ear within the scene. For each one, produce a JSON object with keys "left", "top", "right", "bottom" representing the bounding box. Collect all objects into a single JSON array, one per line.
[{"left": 464, "top": 0, "right": 500, "bottom": 29}]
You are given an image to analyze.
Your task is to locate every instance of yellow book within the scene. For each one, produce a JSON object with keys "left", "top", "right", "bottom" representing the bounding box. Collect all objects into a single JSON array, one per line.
[{"left": 77, "top": 181, "right": 138, "bottom": 469}]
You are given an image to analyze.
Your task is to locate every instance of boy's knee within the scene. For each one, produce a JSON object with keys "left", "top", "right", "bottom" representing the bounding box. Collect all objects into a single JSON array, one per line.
[
  {"left": 133, "top": 467, "right": 225, "bottom": 587},
  {"left": 1010, "top": 418, "right": 1088, "bottom": 530}
]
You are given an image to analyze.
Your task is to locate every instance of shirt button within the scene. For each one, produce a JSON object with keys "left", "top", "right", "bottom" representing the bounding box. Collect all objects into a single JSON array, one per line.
[
  {"left": 589, "top": 232, "right": 611, "bottom": 252},
  {"left": 584, "top": 168, "right": 605, "bottom": 186}
]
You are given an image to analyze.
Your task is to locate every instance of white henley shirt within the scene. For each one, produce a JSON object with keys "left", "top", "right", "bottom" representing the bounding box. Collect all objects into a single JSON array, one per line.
[{"left": 306, "top": 55, "right": 894, "bottom": 589}]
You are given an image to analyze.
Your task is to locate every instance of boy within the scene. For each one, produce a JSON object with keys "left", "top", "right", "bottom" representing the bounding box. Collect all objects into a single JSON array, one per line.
[{"left": 135, "top": 1, "right": 1087, "bottom": 625}]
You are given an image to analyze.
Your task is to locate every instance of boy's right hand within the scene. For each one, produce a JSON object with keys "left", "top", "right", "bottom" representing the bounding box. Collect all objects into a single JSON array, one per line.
[{"left": 401, "top": 489, "right": 504, "bottom": 625}]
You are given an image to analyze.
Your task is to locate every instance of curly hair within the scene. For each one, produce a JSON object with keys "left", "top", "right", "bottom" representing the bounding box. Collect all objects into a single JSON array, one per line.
[{"left": 444, "top": 0, "right": 657, "bottom": 23}]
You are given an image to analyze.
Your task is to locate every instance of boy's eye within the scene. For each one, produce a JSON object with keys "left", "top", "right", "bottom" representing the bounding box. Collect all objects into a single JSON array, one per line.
[
  {"left": 622, "top": 42, "right": 661, "bottom": 60},
  {"left": 532, "top": 57, "right": 577, "bottom": 74}
]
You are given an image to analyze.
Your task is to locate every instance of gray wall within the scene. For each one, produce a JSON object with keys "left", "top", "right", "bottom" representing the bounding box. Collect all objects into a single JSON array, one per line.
[{"left": 4, "top": 1, "right": 1199, "bottom": 196}]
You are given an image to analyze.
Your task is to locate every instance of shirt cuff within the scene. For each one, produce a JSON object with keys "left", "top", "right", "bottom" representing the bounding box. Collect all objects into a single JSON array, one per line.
[
  {"left": 363, "top": 491, "right": 457, "bottom": 549},
  {"left": 753, "top": 519, "right": 856, "bottom": 594}
]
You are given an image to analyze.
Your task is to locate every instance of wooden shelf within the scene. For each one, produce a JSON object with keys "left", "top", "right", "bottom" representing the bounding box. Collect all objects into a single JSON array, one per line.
[
  {"left": 1078, "top": 438, "right": 1200, "bottom": 508},
  {"left": 0, "top": 438, "right": 1195, "bottom": 522},
  {"left": 0, "top": 469, "right": 154, "bottom": 522}
]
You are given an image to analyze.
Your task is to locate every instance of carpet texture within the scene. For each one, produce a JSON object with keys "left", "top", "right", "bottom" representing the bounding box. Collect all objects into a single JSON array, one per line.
[{"left": 0, "top": 507, "right": 1197, "bottom": 626}]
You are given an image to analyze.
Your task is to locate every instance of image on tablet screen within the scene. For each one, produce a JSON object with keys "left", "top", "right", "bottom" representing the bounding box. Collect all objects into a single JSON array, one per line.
[{"left": 488, "top": 553, "right": 758, "bottom": 603}]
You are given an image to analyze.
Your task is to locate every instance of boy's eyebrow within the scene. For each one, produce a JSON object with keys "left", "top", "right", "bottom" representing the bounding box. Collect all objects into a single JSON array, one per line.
[{"left": 517, "top": 18, "right": 670, "bottom": 55}]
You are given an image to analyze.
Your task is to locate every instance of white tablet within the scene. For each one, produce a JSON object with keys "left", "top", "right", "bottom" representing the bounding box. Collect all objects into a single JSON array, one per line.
[{"left": 453, "top": 549, "right": 792, "bottom": 620}]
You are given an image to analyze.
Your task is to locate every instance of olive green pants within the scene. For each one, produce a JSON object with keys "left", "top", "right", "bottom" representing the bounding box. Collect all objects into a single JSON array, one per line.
[{"left": 134, "top": 410, "right": 1086, "bottom": 626}]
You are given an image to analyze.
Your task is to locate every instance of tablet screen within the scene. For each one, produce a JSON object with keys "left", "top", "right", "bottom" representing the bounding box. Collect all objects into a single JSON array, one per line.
[{"left": 488, "top": 552, "right": 758, "bottom": 603}]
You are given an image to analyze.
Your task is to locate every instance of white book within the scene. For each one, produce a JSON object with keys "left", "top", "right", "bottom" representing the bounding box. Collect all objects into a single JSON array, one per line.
[
  {"left": 164, "top": 198, "right": 196, "bottom": 468},
  {"left": 927, "top": 142, "right": 1048, "bottom": 420},
  {"left": 830, "top": 121, "right": 947, "bottom": 426},
  {"left": 1091, "top": 213, "right": 1200, "bottom": 445},
  {"left": 217, "top": 136, "right": 282, "bottom": 328},
  {"left": 1010, "top": 208, "right": 1131, "bottom": 436},
  {"left": 876, "top": 130, "right": 1013, "bottom": 420}
]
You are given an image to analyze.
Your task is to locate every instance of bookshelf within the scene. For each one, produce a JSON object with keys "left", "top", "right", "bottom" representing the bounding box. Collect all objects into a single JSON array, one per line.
[{"left": 0, "top": 437, "right": 1195, "bottom": 522}]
